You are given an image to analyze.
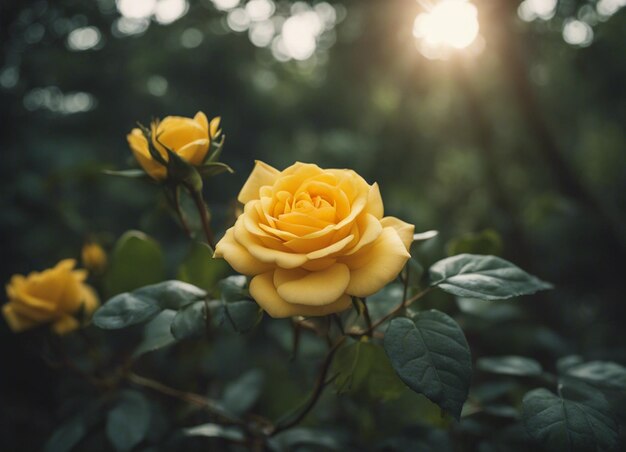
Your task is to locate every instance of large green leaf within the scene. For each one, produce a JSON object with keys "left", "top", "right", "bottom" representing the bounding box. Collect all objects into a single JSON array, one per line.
[
  {"left": 332, "top": 341, "right": 405, "bottom": 401},
  {"left": 133, "top": 280, "right": 206, "bottom": 310},
  {"left": 170, "top": 300, "right": 207, "bottom": 340},
  {"left": 566, "top": 361, "right": 626, "bottom": 391},
  {"left": 522, "top": 383, "right": 619, "bottom": 452},
  {"left": 477, "top": 356, "right": 543, "bottom": 377},
  {"left": 383, "top": 310, "right": 472, "bottom": 420},
  {"left": 93, "top": 292, "right": 162, "bottom": 330},
  {"left": 103, "top": 231, "right": 165, "bottom": 296},
  {"left": 93, "top": 280, "right": 206, "bottom": 329},
  {"left": 429, "top": 254, "right": 552, "bottom": 300},
  {"left": 106, "top": 391, "right": 151, "bottom": 452},
  {"left": 220, "top": 300, "right": 263, "bottom": 333},
  {"left": 177, "top": 241, "right": 231, "bottom": 292},
  {"left": 133, "top": 310, "right": 178, "bottom": 358}
]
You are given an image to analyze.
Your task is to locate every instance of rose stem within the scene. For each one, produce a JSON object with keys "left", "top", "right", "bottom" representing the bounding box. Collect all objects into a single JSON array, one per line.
[
  {"left": 188, "top": 186, "right": 216, "bottom": 250},
  {"left": 270, "top": 336, "right": 346, "bottom": 436},
  {"left": 168, "top": 186, "right": 192, "bottom": 238},
  {"left": 361, "top": 298, "right": 373, "bottom": 336}
]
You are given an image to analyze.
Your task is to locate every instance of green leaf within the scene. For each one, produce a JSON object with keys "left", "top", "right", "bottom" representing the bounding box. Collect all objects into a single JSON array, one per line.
[
  {"left": 429, "top": 254, "right": 553, "bottom": 300},
  {"left": 332, "top": 341, "right": 405, "bottom": 401},
  {"left": 103, "top": 231, "right": 165, "bottom": 297},
  {"left": 522, "top": 383, "right": 619, "bottom": 452},
  {"left": 93, "top": 281, "right": 206, "bottom": 330},
  {"left": 170, "top": 301, "right": 206, "bottom": 340},
  {"left": 177, "top": 242, "right": 231, "bottom": 292},
  {"left": 221, "top": 300, "right": 263, "bottom": 333},
  {"left": 383, "top": 310, "right": 472, "bottom": 420},
  {"left": 93, "top": 292, "right": 162, "bottom": 329},
  {"left": 219, "top": 275, "right": 249, "bottom": 302},
  {"left": 557, "top": 355, "right": 585, "bottom": 374},
  {"left": 198, "top": 161, "right": 235, "bottom": 177},
  {"left": 102, "top": 169, "right": 149, "bottom": 179},
  {"left": 566, "top": 361, "right": 626, "bottom": 391},
  {"left": 133, "top": 280, "right": 206, "bottom": 310},
  {"left": 106, "top": 391, "right": 151, "bottom": 452},
  {"left": 133, "top": 310, "right": 178, "bottom": 358},
  {"left": 446, "top": 229, "right": 503, "bottom": 257},
  {"left": 44, "top": 415, "right": 87, "bottom": 452},
  {"left": 222, "top": 369, "right": 265, "bottom": 415},
  {"left": 477, "top": 356, "right": 543, "bottom": 377},
  {"left": 183, "top": 423, "right": 245, "bottom": 442}
]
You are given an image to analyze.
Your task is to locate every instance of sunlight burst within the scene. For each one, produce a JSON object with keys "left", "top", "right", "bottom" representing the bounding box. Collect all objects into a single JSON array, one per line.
[{"left": 413, "top": 0, "right": 480, "bottom": 59}]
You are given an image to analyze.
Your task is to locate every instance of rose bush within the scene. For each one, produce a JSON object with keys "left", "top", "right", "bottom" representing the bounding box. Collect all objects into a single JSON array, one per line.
[
  {"left": 214, "top": 161, "right": 415, "bottom": 317},
  {"left": 2, "top": 259, "right": 99, "bottom": 334},
  {"left": 126, "top": 111, "right": 221, "bottom": 180}
]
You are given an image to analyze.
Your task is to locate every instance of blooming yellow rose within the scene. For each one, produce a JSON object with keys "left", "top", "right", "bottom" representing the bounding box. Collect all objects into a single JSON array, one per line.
[
  {"left": 127, "top": 111, "right": 221, "bottom": 180},
  {"left": 2, "top": 259, "right": 100, "bottom": 335},
  {"left": 214, "top": 161, "right": 414, "bottom": 318},
  {"left": 81, "top": 242, "right": 107, "bottom": 274}
]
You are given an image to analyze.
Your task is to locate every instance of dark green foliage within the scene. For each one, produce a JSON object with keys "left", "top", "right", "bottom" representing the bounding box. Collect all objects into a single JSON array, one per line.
[
  {"left": 430, "top": 254, "right": 553, "bottom": 300},
  {"left": 383, "top": 311, "right": 472, "bottom": 420}
]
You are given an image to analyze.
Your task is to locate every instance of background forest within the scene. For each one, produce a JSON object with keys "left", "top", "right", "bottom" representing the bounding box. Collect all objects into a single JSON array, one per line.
[{"left": 1, "top": 0, "right": 625, "bottom": 450}]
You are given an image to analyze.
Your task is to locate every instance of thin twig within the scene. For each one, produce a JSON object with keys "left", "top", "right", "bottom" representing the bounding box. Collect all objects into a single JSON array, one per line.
[
  {"left": 361, "top": 298, "right": 373, "bottom": 337},
  {"left": 127, "top": 372, "right": 247, "bottom": 427},
  {"left": 270, "top": 336, "right": 346, "bottom": 436},
  {"left": 349, "top": 287, "right": 431, "bottom": 337}
]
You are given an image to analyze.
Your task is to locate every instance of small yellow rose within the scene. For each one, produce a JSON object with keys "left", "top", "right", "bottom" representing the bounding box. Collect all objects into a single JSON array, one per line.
[
  {"left": 81, "top": 242, "right": 107, "bottom": 274},
  {"left": 214, "top": 161, "right": 414, "bottom": 318},
  {"left": 127, "top": 111, "right": 221, "bottom": 180},
  {"left": 2, "top": 259, "right": 100, "bottom": 335}
]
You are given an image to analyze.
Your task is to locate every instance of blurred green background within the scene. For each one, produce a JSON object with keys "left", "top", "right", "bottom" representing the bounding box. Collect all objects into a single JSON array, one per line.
[{"left": 1, "top": 0, "right": 625, "bottom": 450}]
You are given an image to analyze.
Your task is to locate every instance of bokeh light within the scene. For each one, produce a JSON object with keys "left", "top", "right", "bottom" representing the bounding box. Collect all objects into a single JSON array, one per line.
[
  {"left": 413, "top": 0, "right": 480, "bottom": 60},
  {"left": 67, "top": 26, "right": 102, "bottom": 51},
  {"left": 562, "top": 19, "right": 594, "bottom": 47}
]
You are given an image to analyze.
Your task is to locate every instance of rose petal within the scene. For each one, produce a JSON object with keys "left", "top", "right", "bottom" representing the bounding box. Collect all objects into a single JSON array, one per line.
[
  {"left": 1, "top": 303, "right": 39, "bottom": 332},
  {"left": 344, "top": 227, "right": 411, "bottom": 297},
  {"left": 177, "top": 138, "right": 210, "bottom": 165},
  {"left": 209, "top": 116, "right": 221, "bottom": 138},
  {"left": 238, "top": 161, "right": 281, "bottom": 204},
  {"left": 194, "top": 111, "right": 209, "bottom": 131},
  {"left": 367, "top": 182, "right": 384, "bottom": 218},
  {"left": 234, "top": 219, "right": 308, "bottom": 269},
  {"left": 249, "top": 272, "right": 352, "bottom": 318},
  {"left": 380, "top": 216, "right": 415, "bottom": 250},
  {"left": 274, "top": 263, "right": 350, "bottom": 306},
  {"left": 214, "top": 227, "right": 273, "bottom": 275},
  {"left": 52, "top": 315, "right": 80, "bottom": 335},
  {"left": 127, "top": 129, "right": 167, "bottom": 180}
]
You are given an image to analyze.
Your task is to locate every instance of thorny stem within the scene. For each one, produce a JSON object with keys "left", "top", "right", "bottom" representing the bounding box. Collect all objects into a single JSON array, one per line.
[
  {"left": 269, "top": 336, "right": 347, "bottom": 436},
  {"left": 188, "top": 186, "right": 216, "bottom": 251},
  {"left": 170, "top": 186, "right": 192, "bottom": 239}
]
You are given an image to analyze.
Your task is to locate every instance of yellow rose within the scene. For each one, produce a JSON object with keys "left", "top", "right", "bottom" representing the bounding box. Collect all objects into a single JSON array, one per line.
[
  {"left": 127, "top": 111, "right": 221, "bottom": 180},
  {"left": 2, "top": 259, "right": 100, "bottom": 335},
  {"left": 214, "top": 161, "right": 414, "bottom": 318},
  {"left": 81, "top": 242, "right": 107, "bottom": 274}
]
